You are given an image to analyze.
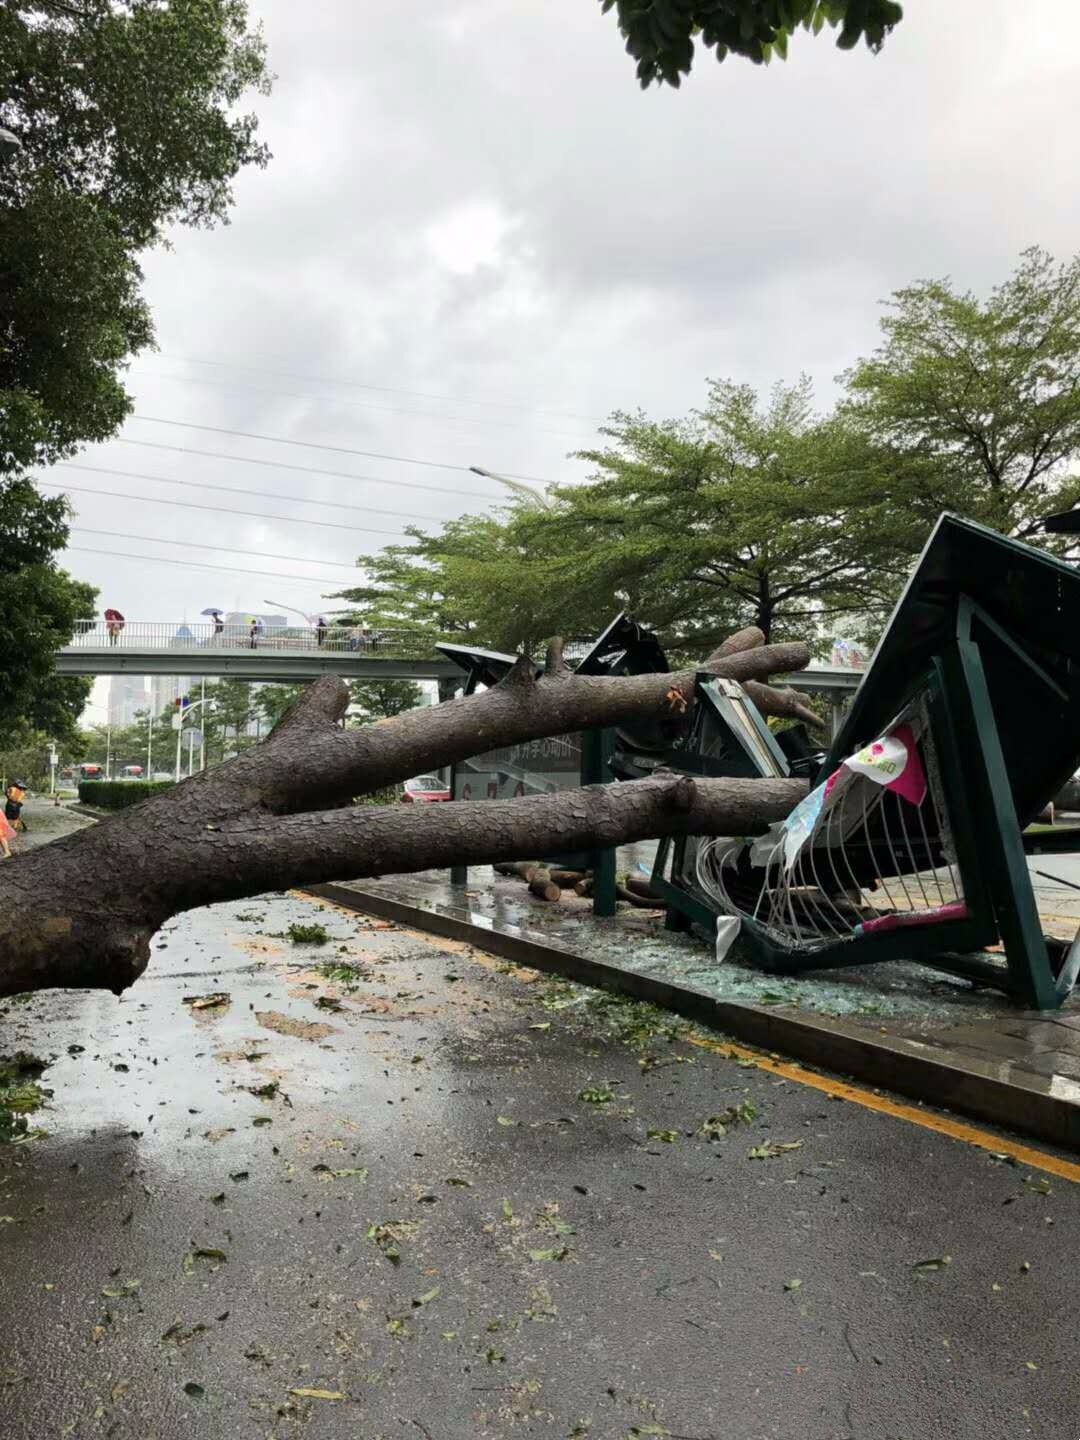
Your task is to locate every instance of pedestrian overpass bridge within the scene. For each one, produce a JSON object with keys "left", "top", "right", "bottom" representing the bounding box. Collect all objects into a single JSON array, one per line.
[
  {"left": 56, "top": 620, "right": 464, "bottom": 683},
  {"left": 55, "top": 620, "right": 865, "bottom": 697}
]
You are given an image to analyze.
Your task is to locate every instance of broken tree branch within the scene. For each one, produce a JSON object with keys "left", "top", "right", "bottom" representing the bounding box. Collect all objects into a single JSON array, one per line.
[{"left": 0, "top": 633, "right": 812, "bottom": 999}]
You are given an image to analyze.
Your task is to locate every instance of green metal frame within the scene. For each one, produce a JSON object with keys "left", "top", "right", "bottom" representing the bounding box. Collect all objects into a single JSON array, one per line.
[{"left": 650, "top": 601, "right": 1080, "bottom": 1007}]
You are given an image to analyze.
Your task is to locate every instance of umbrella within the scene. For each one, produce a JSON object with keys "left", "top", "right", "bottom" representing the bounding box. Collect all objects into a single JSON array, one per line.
[
  {"left": 201, "top": 607, "right": 223, "bottom": 617},
  {"left": 104, "top": 608, "right": 124, "bottom": 622}
]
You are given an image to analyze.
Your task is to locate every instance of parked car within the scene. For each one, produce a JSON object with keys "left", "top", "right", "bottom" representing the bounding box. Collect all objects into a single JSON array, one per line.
[{"left": 400, "top": 775, "right": 451, "bottom": 804}]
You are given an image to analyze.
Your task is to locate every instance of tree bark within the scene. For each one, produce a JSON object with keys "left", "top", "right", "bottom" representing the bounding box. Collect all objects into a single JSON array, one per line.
[{"left": 2, "top": 637, "right": 811, "bottom": 999}]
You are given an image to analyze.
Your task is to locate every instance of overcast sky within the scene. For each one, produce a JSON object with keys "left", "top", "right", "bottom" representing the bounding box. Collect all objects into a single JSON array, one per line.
[{"left": 67, "top": 0, "right": 1080, "bottom": 719}]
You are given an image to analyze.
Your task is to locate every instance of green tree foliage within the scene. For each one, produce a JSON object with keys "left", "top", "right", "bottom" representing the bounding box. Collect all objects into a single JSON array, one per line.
[
  {"left": 843, "top": 248, "right": 1080, "bottom": 549},
  {"left": 600, "top": 0, "right": 902, "bottom": 88},
  {"left": 256, "top": 679, "right": 424, "bottom": 732},
  {"left": 0, "top": 480, "right": 94, "bottom": 738},
  {"left": 201, "top": 678, "right": 257, "bottom": 762},
  {"left": 347, "top": 678, "right": 424, "bottom": 722},
  {"left": 0, "top": 1, "right": 270, "bottom": 739},
  {"left": 347, "top": 379, "right": 898, "bottom": 655},
  {"left": 0, "top": 729, "right": 54, "bottom": 788},
  {"left": 253, "top": 684, "right": 306, "bottom": 732},
  {"left": 335, "top": 528, "right": 500, "bottom": 643},
  {"left": 0, "top": 0, "right": 271, "bottom": 475}
]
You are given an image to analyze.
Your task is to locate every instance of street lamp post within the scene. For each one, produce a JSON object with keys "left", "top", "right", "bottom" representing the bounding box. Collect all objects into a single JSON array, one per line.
[
  {"left": 469, "top": 466, "right": 553, "bottom": 510},
  {"left": 0, "top": 127, "right": 22, "bottom": 162},
  {"left": 263, "top": 599, "right": 316, "bottom": 627},
  {"left": 174, "top": 697, "right": 211, "bottom": 783}
]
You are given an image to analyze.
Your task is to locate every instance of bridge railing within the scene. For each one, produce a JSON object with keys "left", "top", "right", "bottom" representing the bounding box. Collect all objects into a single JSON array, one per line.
[{"left": 65, "top": 619, "right": 442, "bottom": 659}]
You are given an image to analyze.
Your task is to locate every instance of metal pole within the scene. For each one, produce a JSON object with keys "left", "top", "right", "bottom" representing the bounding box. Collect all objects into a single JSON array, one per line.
[
  {"left": 175, "top": 714, "right": 183, "bottom": 783},
  {"left": 106, "top": 724, "right": 112, "bottom": 781},
  {"left": 200, "top": 678, "right": 207, "bottom": 770},
  {"left": 147, "top": 706, "right": 153, "bottom": 779},
  {"left": 188, "top": 726, "right": 195, "bottom": 778}
]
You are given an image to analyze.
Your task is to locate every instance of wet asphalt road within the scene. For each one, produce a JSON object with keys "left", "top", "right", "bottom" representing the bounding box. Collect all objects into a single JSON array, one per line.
[{"left": 1, "top": 815, "right": 1078, "bottom": 1438}]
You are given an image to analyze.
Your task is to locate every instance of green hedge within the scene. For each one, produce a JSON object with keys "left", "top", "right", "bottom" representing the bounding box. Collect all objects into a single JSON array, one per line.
[{"left": 78, "top": 779, "right": 176, "bottom": 810}]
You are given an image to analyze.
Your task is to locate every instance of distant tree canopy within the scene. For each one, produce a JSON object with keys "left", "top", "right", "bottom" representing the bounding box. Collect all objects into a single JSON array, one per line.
[
  {"left": 600, "top": 0, "right": 903, "bottom": 88},
  {"left": 843, "top": 247, "right": 1080, "bottom": 549},
  {"left": 344, "top": 378, "right": 904, "bottom": 656},
  {"left": 345, "top": 250, "right": 1080, "bottom": 660}
]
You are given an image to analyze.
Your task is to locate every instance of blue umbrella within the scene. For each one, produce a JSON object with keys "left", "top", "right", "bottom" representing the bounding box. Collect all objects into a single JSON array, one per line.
[{"left": 201, "top": 607, "right": 223, "bottom": 617}]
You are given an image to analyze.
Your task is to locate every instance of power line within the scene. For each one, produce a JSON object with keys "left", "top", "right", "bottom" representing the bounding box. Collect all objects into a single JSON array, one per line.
[
  {"left": 129, "top": 413, "right": 554, "bottom": 485},
  {"left": 65, "top": 545, "right": 353, "bottom": 587},
  {"left": 58, "top": 461, "right": 449, "bottom": 526},
  {"left": 115, "top": 439, "right": 499, "bottom": 501},
  {"left": 37, "top": 479, "right": 410, "bottom": 539},
  {"left": 70, "top": 526, "right": 359, "bottom": 569},
  {"left": 158, "top": 352, "right": 609, "bottom": 426},
  {"left": 130, "top": 368, "right": 596, "bottom": 443}
]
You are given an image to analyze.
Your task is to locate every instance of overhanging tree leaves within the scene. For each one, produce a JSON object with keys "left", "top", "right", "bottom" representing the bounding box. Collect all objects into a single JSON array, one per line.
[
  {"left": 0, "top": 480, "right": 94, "bottom": 739},
  {"left": 599, "top": 0, "right": 903, "bottom": 88},
  {"left": 842, "top": 248, "right": 1080, "bottom": 550},
  {"left": 0, "top": 0, "right": 271, "bottom": 738},
  {"left": 0, "top": 0, "right": 271, "bottom": 474}
]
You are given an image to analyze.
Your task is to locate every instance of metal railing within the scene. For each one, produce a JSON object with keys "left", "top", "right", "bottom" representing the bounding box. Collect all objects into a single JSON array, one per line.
[{"left": 64, "top": 619, "right": 442, "bottom": 660}]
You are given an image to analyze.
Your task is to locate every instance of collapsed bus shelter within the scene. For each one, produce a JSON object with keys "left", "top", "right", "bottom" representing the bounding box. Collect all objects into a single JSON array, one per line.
[
  {"left": 654, "top": 514, "right": 1080, "bottom": 1011},
  {"left": 437, "top": 516, "right": 1080, "bottom": 1010}
]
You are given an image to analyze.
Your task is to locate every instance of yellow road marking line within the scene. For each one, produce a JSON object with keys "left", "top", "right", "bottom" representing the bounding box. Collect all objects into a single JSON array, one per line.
[{"left": 687, "top": 1034, "right": 1080, "bottom": 1184}]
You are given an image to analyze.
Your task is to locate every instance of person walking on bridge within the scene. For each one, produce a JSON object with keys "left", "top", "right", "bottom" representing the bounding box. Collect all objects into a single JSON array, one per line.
[{"left": 104, "top": 608, "right": 125, "bottom": 646}]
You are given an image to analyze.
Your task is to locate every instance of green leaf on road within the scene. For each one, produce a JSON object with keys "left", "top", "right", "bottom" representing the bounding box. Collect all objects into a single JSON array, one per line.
[
  {"left": 101, "top": 1280, "right": 140, "bottom": 1298},
  {"left": 578, "top": 1087, "right": 614, "bottom": 1105},
  {"left": 748, "top": 1140, "right": 802, "bottom": 1159}
]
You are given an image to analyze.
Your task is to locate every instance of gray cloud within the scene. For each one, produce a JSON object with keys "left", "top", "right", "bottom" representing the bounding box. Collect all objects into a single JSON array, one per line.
[{"left": 62, "top": 0, "right": 1080, "bottom": 717}]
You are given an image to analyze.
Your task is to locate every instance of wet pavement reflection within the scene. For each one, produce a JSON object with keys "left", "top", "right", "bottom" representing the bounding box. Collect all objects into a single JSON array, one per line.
[{"left": 3, "top": 881, "right": 1079, "bottom": 1439}]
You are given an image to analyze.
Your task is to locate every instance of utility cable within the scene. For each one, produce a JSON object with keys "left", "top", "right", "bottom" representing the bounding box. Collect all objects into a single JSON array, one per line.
[
  {"left": 130, "top": 369, "right": 595, "bottom": 442},
  {"left": 129, "top": 413, "right": 552, "bottom": 484},
  {"left": 114, "top": 439, "right": 499, "bottom": 500},
  {"left": 37, "top": 479, "right": 409, "bottom": 539},
  {"left": 57, "top": 461, "right": 449, "bottom": 525},
  {"left": 65, "top": 546, "right": 353, "bottom": 587},
  {"left": 157, "top": 352, "right": 608, "bottom": 426},
  {"left": 69, "top": 526, "right": 358, "bottom": 569}
]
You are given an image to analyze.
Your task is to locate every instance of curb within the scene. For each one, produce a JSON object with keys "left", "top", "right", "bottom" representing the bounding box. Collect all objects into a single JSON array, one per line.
[{"left": 306, "top": 881, "right": 1080, "bottom": 1153}]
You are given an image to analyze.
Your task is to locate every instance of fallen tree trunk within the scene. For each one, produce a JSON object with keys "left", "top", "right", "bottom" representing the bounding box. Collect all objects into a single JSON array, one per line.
[
  {"left": 528, "top": 869, "right": 562, "bottom": 902},
  {"left": 2, "top": 636, "right": 810, "bottom": 999}
]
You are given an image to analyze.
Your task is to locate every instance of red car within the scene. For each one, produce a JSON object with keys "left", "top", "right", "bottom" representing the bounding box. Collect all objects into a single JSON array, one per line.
[{"left": 400, "top": 775, "right": 451, "bottom": 804}]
